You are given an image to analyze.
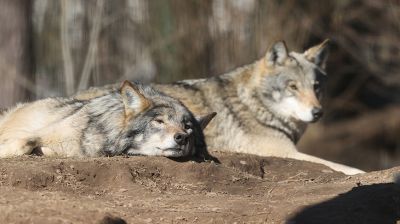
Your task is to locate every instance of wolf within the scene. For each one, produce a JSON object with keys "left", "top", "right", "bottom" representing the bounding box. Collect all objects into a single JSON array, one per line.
[
  {"left": 75, "top": 40, "right": 364, "bottom": 175},
  {"left": 0, "top": 81, "right": 216, "bottom": 159}
]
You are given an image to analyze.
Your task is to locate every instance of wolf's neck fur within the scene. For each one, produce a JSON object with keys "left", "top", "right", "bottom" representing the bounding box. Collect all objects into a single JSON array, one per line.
[
  {"left": 217, "top": 61, "right": 306, "bottom": 143},
  {"left": 81, "top": 93, "right": 128, "bottom": 155}
]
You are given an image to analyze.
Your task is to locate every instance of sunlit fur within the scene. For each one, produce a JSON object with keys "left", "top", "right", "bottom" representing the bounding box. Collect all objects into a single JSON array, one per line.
[
  {"left": 74, "top": 40, "right": 364, "bottom": 175},
  {"left": 0, "top": 81, "right": 215, "bottom": 158}
]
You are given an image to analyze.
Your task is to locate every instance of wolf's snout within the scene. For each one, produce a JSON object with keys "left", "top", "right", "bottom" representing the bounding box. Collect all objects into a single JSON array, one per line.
[
  {"left": 174, "top": 132, "right": 189, "bottom": 145},
  {"left": 311, "top": 107, "right": 323, "bottom": 121}
]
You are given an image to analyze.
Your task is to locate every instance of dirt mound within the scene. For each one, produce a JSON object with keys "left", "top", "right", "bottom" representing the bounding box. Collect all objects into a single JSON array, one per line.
[{"left": 0, "top": 152, "right": 399, "bottom": 223}]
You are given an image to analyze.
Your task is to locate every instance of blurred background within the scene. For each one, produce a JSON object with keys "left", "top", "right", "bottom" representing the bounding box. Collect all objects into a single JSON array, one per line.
[{"left": 0, "top": 0, "right": 399, "bottom": 171}]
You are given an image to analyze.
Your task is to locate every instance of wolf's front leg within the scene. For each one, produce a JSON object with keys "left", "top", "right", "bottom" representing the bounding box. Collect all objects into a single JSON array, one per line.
[
  {"left": 0, "top": 137, "right": 40, "bottom": 158},
  {"left": 288, "top": 152, "right": 365, "bottom": 175}
]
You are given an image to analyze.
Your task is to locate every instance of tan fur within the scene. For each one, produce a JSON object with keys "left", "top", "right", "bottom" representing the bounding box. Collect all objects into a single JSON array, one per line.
[
  {"left": 298, "top": 90, "right": 321, "bottom": 109},
  {"left": 0, "top": 99, "right": 89, "bottom": 157},
  {"left": 121, "top": 80, "right": 151, "bottom": 119},
  {"left": 0, "top": 81, "right": 216, "bottom": 159},
  {"left": 304, "top": 39, "right": 330, "bottom": 69},
  {"left": 74, "top": 40, "right": 364, "bottom": 175}
]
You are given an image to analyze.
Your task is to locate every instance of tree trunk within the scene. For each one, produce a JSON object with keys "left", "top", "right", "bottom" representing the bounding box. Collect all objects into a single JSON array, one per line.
[{"left": 0, "top": 0, "right": 34, "bottom": 107}]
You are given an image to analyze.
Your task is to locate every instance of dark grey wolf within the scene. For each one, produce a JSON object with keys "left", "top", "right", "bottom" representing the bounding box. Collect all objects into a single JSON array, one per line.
[
  {"left": 0, "top": 81, "right": 215, "bottom": 159},
  {"left": 75, "top": 40, "right": 364, "bottom": 175}
]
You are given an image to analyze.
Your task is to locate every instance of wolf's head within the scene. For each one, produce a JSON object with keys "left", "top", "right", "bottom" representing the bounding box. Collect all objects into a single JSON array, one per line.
[
  {"left": 119, "top": 81, "right": 216, "bottom": 157},
  {"left": 252, "top": 40, "right": 329, "bottom": 123}
]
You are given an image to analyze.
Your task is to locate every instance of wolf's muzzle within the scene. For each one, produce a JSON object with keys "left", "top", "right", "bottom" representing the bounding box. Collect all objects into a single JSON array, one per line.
[{"left": 174, "top": 132, "right": 189, "bottom": 146}]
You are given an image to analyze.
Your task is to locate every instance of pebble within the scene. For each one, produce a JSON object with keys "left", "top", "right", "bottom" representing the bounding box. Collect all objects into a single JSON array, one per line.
[{"left": 118, "top": 188, "right": 128, "bottom": 193}]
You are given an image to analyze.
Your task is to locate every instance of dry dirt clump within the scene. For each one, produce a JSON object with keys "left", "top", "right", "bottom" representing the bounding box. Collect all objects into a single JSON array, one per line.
[{"left": 0, "top": 152, "right": 398, "bottom": 223}]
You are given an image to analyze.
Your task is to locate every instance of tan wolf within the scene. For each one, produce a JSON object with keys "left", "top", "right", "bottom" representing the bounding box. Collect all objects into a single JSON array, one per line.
[
  {"left": 75, "top": 40, "right": 364, "bottom": 175},
  {"left": 0, "top": 81, "right": 216, "bottom": 159}
]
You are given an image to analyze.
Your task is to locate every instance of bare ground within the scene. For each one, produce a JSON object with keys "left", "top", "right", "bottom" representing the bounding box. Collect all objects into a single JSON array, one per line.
[{"left": 0, "top": 152, "right": 399, "bottom": 224}]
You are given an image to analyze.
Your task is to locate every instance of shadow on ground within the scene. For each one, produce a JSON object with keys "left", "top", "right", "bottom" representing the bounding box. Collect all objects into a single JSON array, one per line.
[{"left": 288, "top": 183, "right": 400, "bottom": 224}]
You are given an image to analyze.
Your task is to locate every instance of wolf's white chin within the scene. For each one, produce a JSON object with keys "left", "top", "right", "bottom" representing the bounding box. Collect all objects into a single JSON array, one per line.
[
  {"left": 274, "top": 97, "right": 314, "bottom": 122},
  {"left": 135, "top": 134, "right": 183, "bottom": 156},
  {"left": 161, "top": 148, "right": 185, "bottom": 157},
  {"left": 295, "top": 111, "right": 314, "bottom": 122},
  {"left": 133, "top": 146, "right": 183, "bottom": 157}
]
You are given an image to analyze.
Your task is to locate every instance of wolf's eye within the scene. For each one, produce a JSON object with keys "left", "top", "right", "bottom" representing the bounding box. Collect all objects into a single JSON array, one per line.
[
  {"left": 289, "top": 83, "right": 298, "bottom": 91},
  {"left": 184, "top": 123, "right": 192, "bottom": 130},
  {"left": 154, "top": 119, "right": 164, "bottom": 124},
  {"left": 314, "top": 81, "right": 320, "bottom": 91}
]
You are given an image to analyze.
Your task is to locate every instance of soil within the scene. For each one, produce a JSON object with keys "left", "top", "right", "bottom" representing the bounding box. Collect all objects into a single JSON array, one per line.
[{"left": 0, "top": 152, "right": 399, "bottom": 224}]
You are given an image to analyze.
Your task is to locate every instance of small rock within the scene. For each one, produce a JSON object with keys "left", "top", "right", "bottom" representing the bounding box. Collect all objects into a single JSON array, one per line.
[
  {"left": 99, "top": 214, "right": 127, "bottom": 224},
  {"left": 231, "top": 176, "right": 240, "bottom": 182},
  {"left": 239, "top": 160, "right": 247, "bottom": 165},
  {"left": 118, "top": 188, "right": 128, "bottom": 193},
  {"left": 207, "top": 192, "right": 217, "bottom": 196},
  {"left": 175, "top": 216, "right": 187, "bottom": 221},
  {"left": 144, "top": 218, "right": 153, "bottom": 223}
]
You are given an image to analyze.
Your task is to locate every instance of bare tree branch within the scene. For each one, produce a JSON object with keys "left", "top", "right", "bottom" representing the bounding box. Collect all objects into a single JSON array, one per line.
[
  {"left": 60, "top": 0, "right": 75, "bottom": 95},
  {"left": 78, "top": 0, "right": 104, "bottom": 91}
]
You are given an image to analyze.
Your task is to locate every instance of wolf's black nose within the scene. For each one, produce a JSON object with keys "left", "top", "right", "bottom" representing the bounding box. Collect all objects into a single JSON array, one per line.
[
  {"left": 174, "top": 132, "right": 188, "bottom": 145},
  {"left": 312, "top": 107, "right": 323, "bottom": 121}
]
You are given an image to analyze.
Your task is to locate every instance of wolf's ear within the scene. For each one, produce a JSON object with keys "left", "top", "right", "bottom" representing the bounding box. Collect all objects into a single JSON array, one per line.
[
  {"left": 265, "top": 41, "right": 289, "bottom": 66},
  {"left": 196, "top": 112, "right": 217, "bottom": 130},
  {"left": 120, "top": 80, "right": 151, "bottom": 117},
  {"left": 304, "top": 39, "right": 330, "bottom": 69}
]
